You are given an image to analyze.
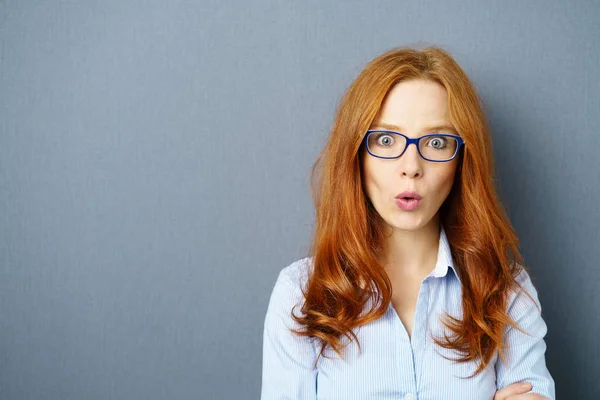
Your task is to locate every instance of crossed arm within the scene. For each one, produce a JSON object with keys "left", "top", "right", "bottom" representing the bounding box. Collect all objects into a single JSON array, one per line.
[
  {"left": 493, "top": 268, "right": 555, "bottom": 399},
  {"left": 495, "top": 382, "right": 549, "bottom": 400}
]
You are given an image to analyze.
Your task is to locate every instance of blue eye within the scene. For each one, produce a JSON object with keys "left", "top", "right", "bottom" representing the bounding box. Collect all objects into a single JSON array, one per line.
[
  {"left": 376, "top": 133, "right": 395, "bottom": 147},
  {"left": 427, "top": 136, "right": 448, "bottom": 150}
]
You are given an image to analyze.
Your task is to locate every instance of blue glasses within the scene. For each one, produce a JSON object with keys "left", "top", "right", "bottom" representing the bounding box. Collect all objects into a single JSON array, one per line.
[{"left": 363, "top": 130, "right": 466, "bottom": 162}]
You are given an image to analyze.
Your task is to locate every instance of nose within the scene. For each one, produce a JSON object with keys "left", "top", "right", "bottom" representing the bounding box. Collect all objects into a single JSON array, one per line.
[{"left": 399, "top": 142, "right": 423, "bottom": 178}]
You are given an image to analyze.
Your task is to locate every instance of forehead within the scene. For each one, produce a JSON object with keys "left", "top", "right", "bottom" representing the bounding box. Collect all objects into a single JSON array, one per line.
[{"left": 375, "top": 79, "right": 450, "bottom": 125}]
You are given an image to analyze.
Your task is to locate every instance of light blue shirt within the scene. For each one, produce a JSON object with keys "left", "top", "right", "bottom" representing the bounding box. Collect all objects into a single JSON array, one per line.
[{"left": 261, "top": 225, "right": 555, "bottom": 399}]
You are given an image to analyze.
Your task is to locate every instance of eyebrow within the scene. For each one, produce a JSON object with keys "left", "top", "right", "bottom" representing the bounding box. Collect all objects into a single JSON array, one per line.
[{"left": 370, "top": 121, "right": 459, "bottom": 135}]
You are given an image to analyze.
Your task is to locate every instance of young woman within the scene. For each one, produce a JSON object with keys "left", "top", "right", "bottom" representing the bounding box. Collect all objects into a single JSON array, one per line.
[{"left": 261, "top": 46, "right": 555, "bottom": 400}]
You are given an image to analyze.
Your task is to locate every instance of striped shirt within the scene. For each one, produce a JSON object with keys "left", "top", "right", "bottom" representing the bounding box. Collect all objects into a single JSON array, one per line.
[{"left": 261, "top": 225, "right": 555, "bottom": 399}]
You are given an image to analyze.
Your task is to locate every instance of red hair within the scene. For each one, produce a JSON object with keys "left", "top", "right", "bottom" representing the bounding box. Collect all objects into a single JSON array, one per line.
[{"left": 291, "top": 45, "right": 536, "bottom": 377}]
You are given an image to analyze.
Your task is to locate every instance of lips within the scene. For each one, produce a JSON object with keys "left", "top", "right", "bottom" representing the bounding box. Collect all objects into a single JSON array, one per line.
[{"left": 395, "top": 191, "right": 422, "bottom": 200}]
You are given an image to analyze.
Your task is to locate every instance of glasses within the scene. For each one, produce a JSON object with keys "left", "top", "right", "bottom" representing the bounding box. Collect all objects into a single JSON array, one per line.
[{"left": 363, "top": 130, "right": 466, "bottom": 162}]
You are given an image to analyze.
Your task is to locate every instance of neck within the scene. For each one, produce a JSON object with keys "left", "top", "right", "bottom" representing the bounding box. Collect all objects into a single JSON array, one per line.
[{"left": 383, "top": 217, "right": 441, "bottom": 278}]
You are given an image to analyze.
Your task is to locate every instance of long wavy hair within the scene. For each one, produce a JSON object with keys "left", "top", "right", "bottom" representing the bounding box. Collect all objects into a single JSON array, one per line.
[{"left": 290, "top": 45, "right": 536, "bottom": 377}]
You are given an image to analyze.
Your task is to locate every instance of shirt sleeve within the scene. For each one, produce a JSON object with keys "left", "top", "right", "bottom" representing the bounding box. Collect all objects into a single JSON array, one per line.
[
  {"left": 260, "top": 266, "right": 318, "bottom": 400},
  {"left": 495, "top": 267, "right": 556, "bottom": 399}
]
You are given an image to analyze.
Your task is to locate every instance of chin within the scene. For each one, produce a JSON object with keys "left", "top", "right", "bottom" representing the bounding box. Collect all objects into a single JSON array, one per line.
[{"left": 386, "top": 215, "right": 427, "bottom": 232}]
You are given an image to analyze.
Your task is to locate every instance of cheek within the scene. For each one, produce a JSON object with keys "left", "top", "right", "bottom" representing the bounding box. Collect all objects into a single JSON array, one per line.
[
  {"left": 362, "top": 169, "right": 378, "bottom": 202},
  {"left": 362, "top": 161, "right": 389, "bottom": 204},
  {"left": 363, "top": 158, "right": 391, "bottom": 188},
  {"left": 432, "top": 164, "right": 458, "bottom": 197}
]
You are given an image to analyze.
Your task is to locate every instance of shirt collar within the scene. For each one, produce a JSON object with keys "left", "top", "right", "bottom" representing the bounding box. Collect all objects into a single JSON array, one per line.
[{"left": 427, "top": 224, "right": 461, "bottom": 284}]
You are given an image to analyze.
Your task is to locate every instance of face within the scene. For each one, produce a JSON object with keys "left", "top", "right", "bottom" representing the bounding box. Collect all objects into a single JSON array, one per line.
[{"left": 361, "top": 78, "right": 460, "bottom": 233}]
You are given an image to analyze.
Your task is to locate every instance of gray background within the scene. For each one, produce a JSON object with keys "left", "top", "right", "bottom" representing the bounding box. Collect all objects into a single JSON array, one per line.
[{"left": 1, "top": 1, "right": 598, "bottom": 399}]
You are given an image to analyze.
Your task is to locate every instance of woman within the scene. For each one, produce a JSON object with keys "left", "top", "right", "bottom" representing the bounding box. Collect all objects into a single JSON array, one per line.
[{"left": 261, "top": 46, "right": 555, "bottom": 400}]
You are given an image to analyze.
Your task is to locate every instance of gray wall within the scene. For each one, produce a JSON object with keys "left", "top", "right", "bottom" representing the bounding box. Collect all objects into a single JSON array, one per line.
[{"left": 1, "top": 1, "right": 598, "bottom": 399}]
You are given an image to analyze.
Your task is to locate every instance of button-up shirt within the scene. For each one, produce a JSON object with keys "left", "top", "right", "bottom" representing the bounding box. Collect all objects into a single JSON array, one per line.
[{"left": 261, "top": 226, "right": 555, "bottom": 399}]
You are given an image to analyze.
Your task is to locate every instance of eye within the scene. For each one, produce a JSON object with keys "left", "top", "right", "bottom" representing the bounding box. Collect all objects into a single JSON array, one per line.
[
  {"left": 375, "top": 133, "right": 395, "bottom": 147},
  {"left": 427, "top": 136, "right": 448, "bottom": 150}
]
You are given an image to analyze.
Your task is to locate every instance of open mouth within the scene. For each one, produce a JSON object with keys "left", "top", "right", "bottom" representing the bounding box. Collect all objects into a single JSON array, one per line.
[
  {"left": 395, "top": 196, "right": 421, "bottom": 211},
  {"left": 395, "top": 191, "right": 422, "bottom": 201}
]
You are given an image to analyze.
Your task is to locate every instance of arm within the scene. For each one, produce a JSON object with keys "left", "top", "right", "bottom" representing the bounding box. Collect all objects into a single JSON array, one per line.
[
  {"left": 261, "top": 267, "right": 318, "bottom": 400},
  {"left": 495, "top": 267, "right": 556, "bottom": 399}
]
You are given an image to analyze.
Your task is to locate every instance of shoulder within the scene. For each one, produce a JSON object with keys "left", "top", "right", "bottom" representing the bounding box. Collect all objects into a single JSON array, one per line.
[
  {"left": 267, "top": 257, "right": 314, "bottom": 311},
  {"left": 275, "top": 256, "right": 315, "bottom": 292},
  {"left": 265, "top": 257, "right": 315, "bottom": 329}
]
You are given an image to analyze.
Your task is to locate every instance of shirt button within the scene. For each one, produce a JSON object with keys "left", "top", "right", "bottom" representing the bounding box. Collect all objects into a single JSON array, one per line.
[{"left": 404, "top": 393, "right": 416, "bottom": 400}]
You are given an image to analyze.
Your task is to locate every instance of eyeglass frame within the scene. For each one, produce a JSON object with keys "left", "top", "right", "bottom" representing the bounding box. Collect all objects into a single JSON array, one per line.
[{"left": 362, "top": 129, "right": 466, "bottom": 162}]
